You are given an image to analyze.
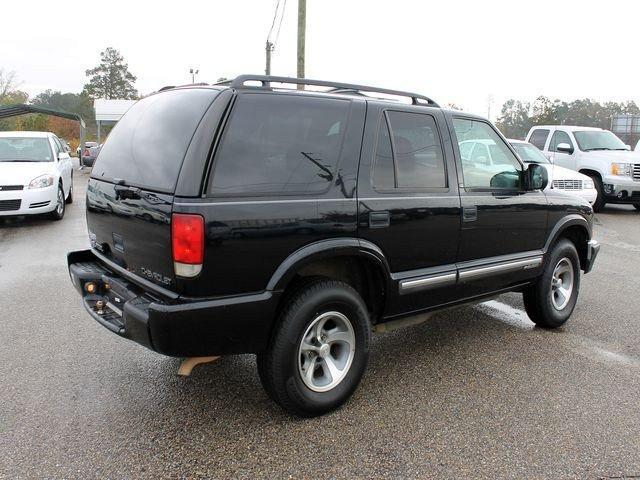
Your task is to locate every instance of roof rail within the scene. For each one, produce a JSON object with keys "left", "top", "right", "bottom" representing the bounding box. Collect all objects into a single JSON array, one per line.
[{"left": 230, "top": 74, "right": 439, "bottom": 107}]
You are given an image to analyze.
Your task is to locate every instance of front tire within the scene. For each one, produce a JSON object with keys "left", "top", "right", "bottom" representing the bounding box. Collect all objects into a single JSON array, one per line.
[
  {"left": 257, "top": 279, "right": 371, "bottom": 417},
  {"left": 523, "top": 239, "right": 580, "bottom": 328},
  {"left": 588, "top": 174, "right": 605, "bottom": 212},
  {"left": 65, "top": 175, "right": 74, "bottom": 204},
  {"left": 49, "top": 184, "right": 65, "bottom": 221}
]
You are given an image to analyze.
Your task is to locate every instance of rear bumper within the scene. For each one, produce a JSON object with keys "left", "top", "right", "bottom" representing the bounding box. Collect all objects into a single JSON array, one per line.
[
  {"left": 584, "top": 240, "right": 600, "bottom": 274},
  {"left": 67, "top": 249, "right": 280, "bottom": 356}
]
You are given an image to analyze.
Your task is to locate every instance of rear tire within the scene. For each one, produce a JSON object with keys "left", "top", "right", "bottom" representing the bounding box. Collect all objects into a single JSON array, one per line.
[
  {"left": 588, "top": 174, "right": 605, "bottom": 212},
  {"left": 257, "top": 279, "right": 371, "bottom": 417},
  {"left": 523, "top": 239, "right": 580, "bottom": 328},
  {"left": 49, "top": 184, "right": 65, "bottom": 221}
]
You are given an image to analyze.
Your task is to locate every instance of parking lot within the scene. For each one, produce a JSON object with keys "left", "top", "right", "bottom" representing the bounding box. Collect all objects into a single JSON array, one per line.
[{"left": 1, "top": 166, "right": 639, "bottom": 479}]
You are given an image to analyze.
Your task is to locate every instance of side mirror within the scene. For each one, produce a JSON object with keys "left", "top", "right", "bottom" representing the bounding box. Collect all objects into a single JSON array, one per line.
[
  {"left": 556, "top": 142, "right": 574, "bottom": 154},
  {"left": 526, "top": 163, "right": 548, "bottom": 191},
  {"left": 58, "top": 152, "right": 69, "bottom": 161}
]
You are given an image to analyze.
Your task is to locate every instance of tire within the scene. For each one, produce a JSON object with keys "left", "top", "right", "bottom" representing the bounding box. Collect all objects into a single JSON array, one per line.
[
  {"left": 65, "top": 175, "right": 74, "bottom": 204},
  {"left": 588, "top": 174, "right": 605, "bottom": 212},
  {"left": 633, "top": 204, "right": 640, "bottom": 211},
  {"left": 49, "top": 184, "right": 66, "bottom": 221},
  {"left": 523, "top": 238, "right": 580, "bottom": 328},
  {"left": 257, "top": 279, "right": 371, "bottom": 417}
]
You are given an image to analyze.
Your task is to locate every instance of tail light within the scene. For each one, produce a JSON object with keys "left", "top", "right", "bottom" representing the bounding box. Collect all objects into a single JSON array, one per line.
[{"left": 171, "top": 213, "right": 204, "bottom": 277}]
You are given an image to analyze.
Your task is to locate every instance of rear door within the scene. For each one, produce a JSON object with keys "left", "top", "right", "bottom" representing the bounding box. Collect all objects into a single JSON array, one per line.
[
  {"left": 87, "top": 88, "right": 223, "bottom": 291},
  {"left": 357, "top": 104, "right": 461, "bottom": 316}
]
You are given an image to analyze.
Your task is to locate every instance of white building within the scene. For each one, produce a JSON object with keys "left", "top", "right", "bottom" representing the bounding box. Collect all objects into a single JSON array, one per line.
[{"left": 94, "top": 99, "right": 137, "bottom": 142}]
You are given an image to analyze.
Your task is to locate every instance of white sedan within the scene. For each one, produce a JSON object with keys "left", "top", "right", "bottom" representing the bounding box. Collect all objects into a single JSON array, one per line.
[
  {"left": 0, "top": 131, "right": 74, "bottom": 220},
  {"left": 508, "top": 139, "right": 597, "bottom": 204}
]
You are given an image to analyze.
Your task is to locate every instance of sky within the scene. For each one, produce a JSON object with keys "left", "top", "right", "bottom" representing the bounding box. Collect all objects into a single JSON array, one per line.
[{"left": 1, "top": 0, "right": 639, "bottom": 120}]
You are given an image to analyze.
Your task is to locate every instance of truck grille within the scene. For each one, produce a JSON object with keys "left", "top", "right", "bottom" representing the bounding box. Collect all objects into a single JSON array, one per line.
[
  {"left": 0, "top": 199, "right": 21, "bottom": 211},
  {"left": 633, "top": 164, "right": 640, "bottom": 181},
  {"left": 0, "top": 185, "right": 23, "bottom": 191},
  {"left": 552, "top": 179, "right": 582, "bottom": 190}
]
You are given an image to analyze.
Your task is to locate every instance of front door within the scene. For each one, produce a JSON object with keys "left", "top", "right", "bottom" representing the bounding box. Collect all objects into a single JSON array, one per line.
[
  {"left": 358, "top": 105, "right": 461, "bottom": 316},
  {"left": 548, "top": 129, "right": 577, "bottom": 170},
  {"left": 450, "top": 116, "right": 548, "bottom": 297}
]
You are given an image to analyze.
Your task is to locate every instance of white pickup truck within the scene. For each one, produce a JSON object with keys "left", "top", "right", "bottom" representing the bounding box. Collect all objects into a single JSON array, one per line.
[{"left": 526, "top": 125, "right": 640, "bottom": 212}]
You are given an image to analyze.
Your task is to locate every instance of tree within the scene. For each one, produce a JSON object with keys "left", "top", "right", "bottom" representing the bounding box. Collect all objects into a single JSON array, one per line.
[
  {"left": 0, "top": 69, "right": 28, "bottom": 104},
  {"left": 496, "top": 100, "right": 532, "bottom": 139},
  {"left": 83, "top": 47, "right": 138, "bottom": 99}
]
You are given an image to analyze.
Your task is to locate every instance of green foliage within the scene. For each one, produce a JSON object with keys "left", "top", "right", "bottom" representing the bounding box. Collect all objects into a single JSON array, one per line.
[
  {"left": 497, "top": 96, "right": 640, "bottom": 140},
  {"left": 84, "top": 47, "right": 138, "bottom": 100}
]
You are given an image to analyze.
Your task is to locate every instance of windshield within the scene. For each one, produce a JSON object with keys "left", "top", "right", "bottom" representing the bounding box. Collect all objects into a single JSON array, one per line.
[
  {"left": 573, "top": 130, "right": 627, "bottom": 151},
  {"left": 0, "top": 137, "right": 53, "bottom": 162},
  {"left": 511, "top": 142, "right": 550, "bottom": 164}
]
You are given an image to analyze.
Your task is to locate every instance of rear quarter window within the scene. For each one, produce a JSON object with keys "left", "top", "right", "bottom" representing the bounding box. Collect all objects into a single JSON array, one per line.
[
  {"left": 529, "top": 129, "right": 550, "bottom": 150},
  {"left": 208, "top": 94, "right": 350, "bottom": 196},
  {"left": 91, "top": 88, "right": 220, "bottom": 193}
]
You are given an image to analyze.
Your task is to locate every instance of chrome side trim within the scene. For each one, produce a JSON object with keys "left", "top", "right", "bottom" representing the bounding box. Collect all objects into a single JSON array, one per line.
[
  {"left": 399, "top": 272, "right": 457, "bottom": 295},
  {"left": 459, "top": 256, "right": 543, "bottom": 282}
]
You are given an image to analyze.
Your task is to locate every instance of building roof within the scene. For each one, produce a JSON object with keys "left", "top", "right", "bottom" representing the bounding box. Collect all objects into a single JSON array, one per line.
[
  {"left": 94, "top": 99, "right": 137, "bottom": 122},
  {"left": 0, "top": 104, "right": 86, "bottom": 128}
]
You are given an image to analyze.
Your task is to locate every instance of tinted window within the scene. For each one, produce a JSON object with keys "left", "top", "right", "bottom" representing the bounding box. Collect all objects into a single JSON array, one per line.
[
  {"left": 529, "top": 129, "right": 549, "bottom": 150},
  {"left": 92, "top": 89, "right": 220, "bottom": 192},
  {"left": 372, "top": 111, "right": 446, "bottom": 190},
  {"left": 549, "top": 130, "right": 573, "bottom": 152},
  {"left": 453, "top": 118, "right": 522, "bottom": 189},
  {"left": 209, "top": 94, "right": 349, "bottom": 195}
]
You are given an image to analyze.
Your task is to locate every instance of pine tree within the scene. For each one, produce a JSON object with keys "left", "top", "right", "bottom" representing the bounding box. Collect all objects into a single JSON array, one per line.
[{"left": 83, "top": 48, "right": 138, "bottom": 100}]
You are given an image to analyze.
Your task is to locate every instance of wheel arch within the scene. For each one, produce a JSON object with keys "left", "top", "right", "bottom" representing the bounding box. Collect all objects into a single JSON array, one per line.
[
  {"left": 267, "top": 238, "right": 391, "bottom": 323},
  {"left": 544, "top": 215, "right": 591, "bottom": 271}
]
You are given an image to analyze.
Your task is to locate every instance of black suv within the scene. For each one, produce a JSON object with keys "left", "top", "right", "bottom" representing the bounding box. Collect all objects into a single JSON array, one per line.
[{"left": 68, "top": 75, "right": 600, "bottom": 417}]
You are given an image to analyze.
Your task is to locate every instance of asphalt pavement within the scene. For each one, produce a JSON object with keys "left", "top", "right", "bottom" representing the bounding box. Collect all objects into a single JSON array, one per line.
[{"left": 1, "top": 167, "right": 639, "bottom": 479}]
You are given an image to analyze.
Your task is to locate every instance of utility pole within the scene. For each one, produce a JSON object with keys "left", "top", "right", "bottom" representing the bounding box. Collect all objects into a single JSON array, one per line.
[
  {"left": 265, "top": 41, "right": 274, "bottom": 75},
  {"left": 297, "top": 0, "right": 306, "bottom": 88}
]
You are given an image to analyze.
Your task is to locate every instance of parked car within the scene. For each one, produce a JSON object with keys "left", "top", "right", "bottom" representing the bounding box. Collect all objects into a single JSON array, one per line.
[
  {"left": 0, "top": 131, "right": 73, "bottom": 220},
  {"left": 508, "top": 139, "right": 597, "bottom": 204},
  {"left": 76, "top": 141, "right": 98, "bottom": 158},
  {"left": 526, "top": 125, "right": 640, "bottom": 211},
  {"left": 68, "top": 75, "right": 599, "bottom": 417},
  {"left": 81, "top": 144, "right": 102, "bottom": 168}
]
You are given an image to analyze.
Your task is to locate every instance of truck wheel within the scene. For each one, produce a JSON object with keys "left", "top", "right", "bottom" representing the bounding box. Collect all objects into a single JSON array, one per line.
[
  {"left": 49, "top": 184, "right": 66, "bottom": 221},
  {"left": 588, "top": 174, "right": 605, "bottom": 212},
  {"left": 523, "top": 239, "right": 580, "bottom": 328},
  {"left": 257, "top": 279, "right": 371, "bottom": 417}
]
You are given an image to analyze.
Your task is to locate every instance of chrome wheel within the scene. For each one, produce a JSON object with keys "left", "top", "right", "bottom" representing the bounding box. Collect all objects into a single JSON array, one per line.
[
  {"left": 550, "top": 258, "right": 574, "bottom": 310},
  {"left": 56, "top": 187, "right": 64, "bottom": 215},
  {"left": 298, "top": 311, "right": 356, "bottom": 393}
]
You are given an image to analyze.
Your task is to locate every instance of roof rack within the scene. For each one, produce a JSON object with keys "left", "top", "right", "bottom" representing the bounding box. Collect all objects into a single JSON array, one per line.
[{"left": 229, "top": 75, "right": 439, "bottom": 107}]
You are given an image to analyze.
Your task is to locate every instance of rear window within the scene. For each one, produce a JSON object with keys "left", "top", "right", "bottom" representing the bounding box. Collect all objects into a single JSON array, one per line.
[
  {"left": 91, "top": 88, "right": 220, "bottom": 192},
  {"left": 208, "top": 94, "right": 350, "bottom": 196}
]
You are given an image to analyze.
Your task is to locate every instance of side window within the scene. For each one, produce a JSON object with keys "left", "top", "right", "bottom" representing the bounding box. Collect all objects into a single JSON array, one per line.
[
  {"left": 453, "top": 118, "right": 522, "bottom": 190},
  {"left": 372, "top": 111, "right": 447, "bottom": 190},
  {"left": 529, "top": 129, "right": 550, "bottom": 150},
  {"left": 548, "top": 130, "right": 573, "bottom": 152},
  {"left": 52, "top": 137, "right": 63, "bottom": 155},
  {"left": 209, "top": 94, "right": 350, "bottom": 195}
]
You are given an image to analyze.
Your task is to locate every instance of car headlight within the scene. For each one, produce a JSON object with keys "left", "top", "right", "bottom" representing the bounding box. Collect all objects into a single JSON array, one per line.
[
  {"left": 28, "top": 174, "right": 54, "bottom": 189},
  {"left": 583, "top": 179, "right": 595, "bottom": 189},
  {"left": 611, "top": 163, "right": 633, "bottom": 176}
]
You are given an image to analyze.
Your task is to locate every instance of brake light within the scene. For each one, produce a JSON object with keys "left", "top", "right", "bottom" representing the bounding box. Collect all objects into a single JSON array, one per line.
[{"left": 171, "top": 213, "right": 204, "bottom": 277}]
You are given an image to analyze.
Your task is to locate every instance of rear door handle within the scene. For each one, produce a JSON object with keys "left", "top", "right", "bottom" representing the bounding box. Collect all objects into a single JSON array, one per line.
[
  {"left": 462, "top": 206, "right": 477, "bottom": 223},
  {"left": 369, "top": 211, "right": 390, "bottom": 228}
]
